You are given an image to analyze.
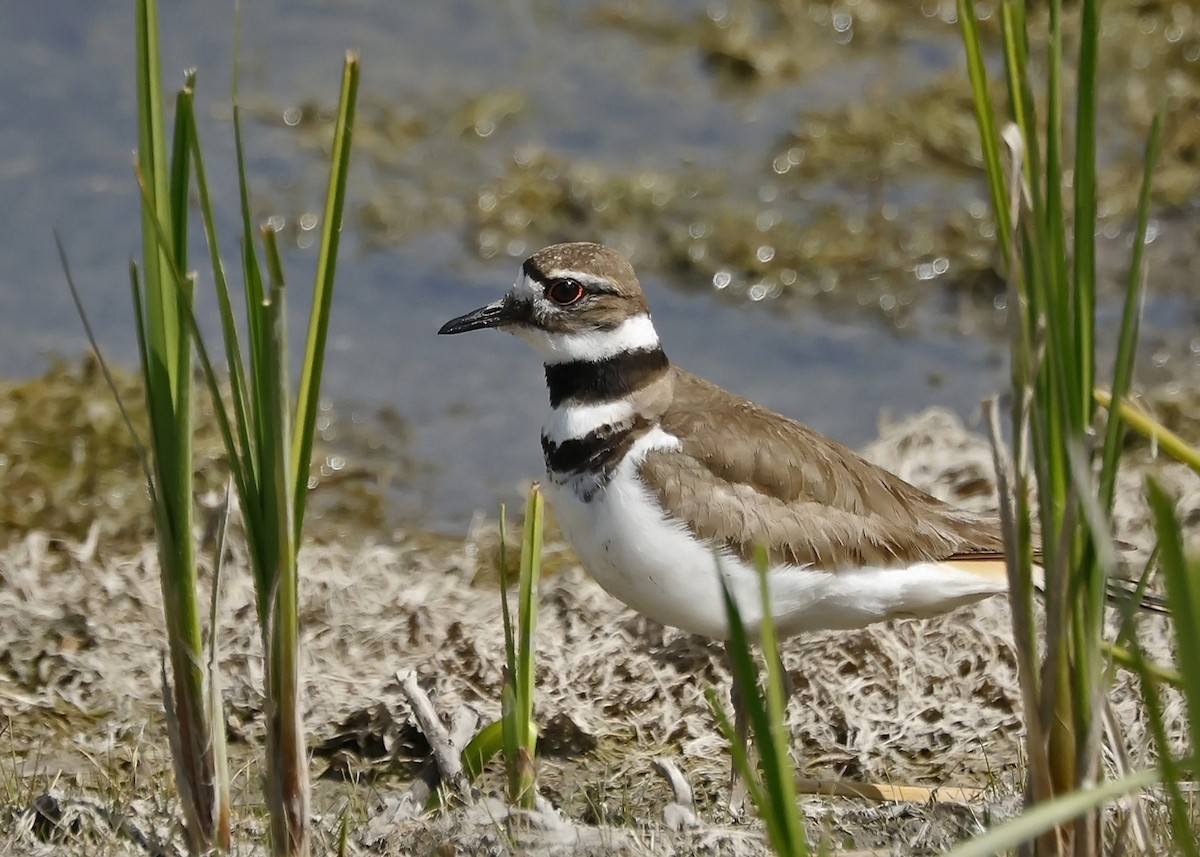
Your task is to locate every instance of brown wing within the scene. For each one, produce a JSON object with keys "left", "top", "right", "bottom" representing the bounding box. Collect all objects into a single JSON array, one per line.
[{"left": 641, "top": 369, "right": 1005, "bottom": 570}]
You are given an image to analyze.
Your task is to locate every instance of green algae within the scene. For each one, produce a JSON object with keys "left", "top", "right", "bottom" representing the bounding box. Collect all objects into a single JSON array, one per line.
[
  {"left": 470, "top": 147, "right": 1004, "bottom": 326},
  {"left": 263, "top": 1, "right": 1197, "bottom": 330},
  {"left": 0, "top": 360, "right": 403, "bottom": 553},
  {"left": 0, "top": 359, "right": 205, "bottom": 551}
]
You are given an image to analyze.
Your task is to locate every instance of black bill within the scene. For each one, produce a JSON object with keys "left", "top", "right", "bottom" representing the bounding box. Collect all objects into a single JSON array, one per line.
[{"left": 438, "top": 297, "right": 512, "bottom": 335}]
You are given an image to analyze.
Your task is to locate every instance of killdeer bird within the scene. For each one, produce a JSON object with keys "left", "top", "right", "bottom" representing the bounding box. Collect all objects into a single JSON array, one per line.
[{"left": 440, "top": 242, "right": 1016, "bottom": 650}]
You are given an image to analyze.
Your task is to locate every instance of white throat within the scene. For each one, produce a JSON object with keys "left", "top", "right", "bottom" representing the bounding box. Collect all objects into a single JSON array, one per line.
[{"left": 513, "top": 313, "right": 660, "bottom": 365}]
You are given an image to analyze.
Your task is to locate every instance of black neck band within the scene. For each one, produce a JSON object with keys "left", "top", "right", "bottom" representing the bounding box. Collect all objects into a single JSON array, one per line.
[{"left": 544, "top": 348, "right": 668, "bottom": 408}]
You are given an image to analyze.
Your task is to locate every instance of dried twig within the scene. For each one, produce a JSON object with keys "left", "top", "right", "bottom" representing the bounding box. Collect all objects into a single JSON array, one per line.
[
  {"left": 653, "top": 758, "right": 699, "bottom": 830},
  {"left": 400, "top": 671, "right": 473, "bottom": 804}
]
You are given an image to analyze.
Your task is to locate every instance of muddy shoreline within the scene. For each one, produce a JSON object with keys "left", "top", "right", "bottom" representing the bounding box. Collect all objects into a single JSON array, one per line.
[{"left": 3, "top": 399, "right": 1196, "bottom": 855}]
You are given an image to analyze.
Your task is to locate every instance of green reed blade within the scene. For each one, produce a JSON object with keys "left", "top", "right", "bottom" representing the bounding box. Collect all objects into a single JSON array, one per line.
[
  {"left": 957, "top": 0, "right": 1011, "bottom": 253},
  {"left": 1073, "top": 0, "right": 1100, "bottom": 425},
  {"left": 1099, "top": 114, "right": 1164, "bottom": 508},
  {"left": 943, "top": 767, "right": 1159, "bottom": 857},
  {"left": 185, "top": 92, "right": 257, "bottom": 498},
  {"left": 292, "top": 54, "right": 358, "bottom": 539}
]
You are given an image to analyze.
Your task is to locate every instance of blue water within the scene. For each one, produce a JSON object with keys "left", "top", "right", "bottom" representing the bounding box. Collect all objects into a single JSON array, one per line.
[{"left": 8, "top": 1, "right": 1182, "bottom": 531}]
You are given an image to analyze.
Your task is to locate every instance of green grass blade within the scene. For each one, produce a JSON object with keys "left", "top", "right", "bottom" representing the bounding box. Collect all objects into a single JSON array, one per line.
[
  {"left": 1144, "top": 479, "right": 1200, "bottom": 853},
  {"left": 1099, "top": 113, "right": 1164, "bottom": 508},
  {"left": 258, "top": 222, "right": 294, "bottom": 597},
  {"left": 1043, "top": 0, "right": 1068, "bottom": 377},
  {"left": 186, "top": 95, "right": 258, "bottom": 498},
  {"left": 1129, "top": 634, "right": 1200, "bottom": 857},
  {"left": 292, "top": 53, "right": 359, "bottom": 538},
  {"left": 171, "top": 270, "right": 197, "bottom": 568},
  {"left": 207, "top": 483, "right": 233, "bottom": 846},
  {"left": 230, "top": 72, "right": 271, "bottom": 503},
  {"left": 168, "top": 76, "right": 195, "bottom": 278},
  {"left": 942, "top": 768, "right": 1159, "bottom": 857},
  {"left": 134, "top": 0, "right": 179, "bottom": 383},
  {"left": 461, "top": 719, "right": 504, "bottom": 784},
  {"left": 498, "top": 504, "right": 516, "bottom": 681},
  {"left": 132, "top": 154, "right": 184, "bottom": 511},
  {"left": 714, "top": 557, "right": 809, "bottom": 855},
  {"left": 133, "top": 158, "right": 258, "bottom": 582},
  {"left": 517, "top": 488, "right": 544, "bottom": 730},
  {"left": 712, "top": 572, "right": 769, "bottom": 797},
  {"left": 230, "top": 34, "right": 264, "bottom": 352},
  {"left": 261, "top": 220, "right": 296, "bottom": 607},
  {"left": 56, "top": 236, "right": 154, "bottom": 494},
  {"left": 511, "top": 485, "right": 544, "bottom": 808},
  {"left": 1096, "top": 389, "right": 1200, "bottom": 474},
  {"left": 500, "top": 681, "right": 521, "bottom": 804},
  {"left": 705, "top": 686, "right": 767, "bottom": 811},
  {"left": 957, "top": 0, "right": 1011, "bottom": 254},
  {"left": 1148, "top": 479, "right": 1200, "bottom": 752},
  {"left": 753, "top": 546, "right": 805, "bottom": 852},
  {"left": 131, "top": 159, "right": 255, "bottom": 524},
  {"left": 1000, "top": 0, "right": 1041, "bottom": 212},
  {"left": 1073, "top": 0, "right": 1099, "bottom": 425},
  {"left": 256, "top": 221, "right": 309, "bottom": 857},
  {"left": 1103, "top": 642, "right": 1182, "bottom": 689},
  {"left": 495, "top": 500, "right": 523, "bottom": 806},
  {"left": 131, "top": 3, "right": 227, "bottom": 849}
]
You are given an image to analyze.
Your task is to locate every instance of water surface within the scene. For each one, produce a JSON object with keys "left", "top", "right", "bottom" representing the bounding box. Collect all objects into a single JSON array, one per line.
[{"left": 2, "top": 1, "right": 1192, "bottom": 531}]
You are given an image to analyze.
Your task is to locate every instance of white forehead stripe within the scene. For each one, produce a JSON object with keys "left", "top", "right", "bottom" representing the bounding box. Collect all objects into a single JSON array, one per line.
[
  {"left": 514, "top": 313, "right": 660, "bottom": 365},
  {"left": 513, "top": 271, "right": 542, "bottom": 301}
]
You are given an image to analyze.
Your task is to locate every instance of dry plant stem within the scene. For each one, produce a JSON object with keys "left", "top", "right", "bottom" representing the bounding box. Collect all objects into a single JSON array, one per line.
[
  {"left": 1064, "top": 447, "right": 1129, "bottom": 839},
  {"left": 159, "top": 655, "right": 216, "bottom": 856},
  {"left": 984, "top": 399, "right": 1053, "bottom": 808},
  {"left": 401, "top": 671, "right": 473, "bottom": 803},
  {"left": 264, "top": 577, "right": 309, "bottom": 857},
  {"left": 1094, "top": 389, "right": 1200, "bottom": 475},
  {"left": 1100, "top": 697, "right": 1153, "bottom": 853},
  {"left": 794, "top": 779, "right": 983, "bottom": 804},
  {"left": 206, "top": 485, "right": 233, "bottom": 845}
]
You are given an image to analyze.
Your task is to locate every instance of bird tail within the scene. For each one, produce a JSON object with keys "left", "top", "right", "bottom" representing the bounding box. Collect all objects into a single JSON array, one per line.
[
  {"left": 1024, "top": 564, "right": 1168, "bottom": 615},
  {"left": 1104, "top": 576, "right": 1169, "bottom": 615},
  {"left": 946, "top": 556, "right": 1168, "bottom": 615}
]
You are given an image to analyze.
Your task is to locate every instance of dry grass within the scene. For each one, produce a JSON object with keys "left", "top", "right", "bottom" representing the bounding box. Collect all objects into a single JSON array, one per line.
[{"left": 2, "top": 408, "right": 1196, "bottom": 855}]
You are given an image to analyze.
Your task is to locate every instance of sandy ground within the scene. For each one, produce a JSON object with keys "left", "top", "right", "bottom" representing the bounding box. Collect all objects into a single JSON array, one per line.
[{"left": 2, "top": 408, "right": 1197, "bottom": 856}]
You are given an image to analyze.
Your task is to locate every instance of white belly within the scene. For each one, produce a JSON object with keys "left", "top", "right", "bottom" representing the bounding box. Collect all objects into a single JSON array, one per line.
[{"left": 546, "top": 429, "right": 1007, "bottom": 641}]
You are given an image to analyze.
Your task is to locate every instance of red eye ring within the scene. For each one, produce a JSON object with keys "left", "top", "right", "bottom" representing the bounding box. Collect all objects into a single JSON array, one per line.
[{"left": 545, "top": 278, "right": 586, "bottom": 306}]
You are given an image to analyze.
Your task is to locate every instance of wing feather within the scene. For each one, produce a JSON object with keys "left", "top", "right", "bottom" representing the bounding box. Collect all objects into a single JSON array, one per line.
[{"left": 642, "top": 370, "right": 1005, "bottom": 570}]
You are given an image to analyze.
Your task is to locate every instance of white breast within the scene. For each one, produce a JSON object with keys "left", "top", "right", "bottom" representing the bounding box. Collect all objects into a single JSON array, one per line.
[{"left": 545, "top": 428, "right": 1007, "bottom": 641}]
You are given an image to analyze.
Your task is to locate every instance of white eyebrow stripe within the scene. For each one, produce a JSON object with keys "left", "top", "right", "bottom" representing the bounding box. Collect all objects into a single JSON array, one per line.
[
  {"left": 543, "top": 269, "right": 615, "bottom": 290},
  {"left": 514, "top": 313, "right": 661, "bottom": 365}
]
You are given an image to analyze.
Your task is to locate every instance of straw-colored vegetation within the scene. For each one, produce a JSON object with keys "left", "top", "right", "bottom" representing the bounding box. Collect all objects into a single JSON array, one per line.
[{"left": 3, "top": 0, "right": 1200, "bottom": 855}]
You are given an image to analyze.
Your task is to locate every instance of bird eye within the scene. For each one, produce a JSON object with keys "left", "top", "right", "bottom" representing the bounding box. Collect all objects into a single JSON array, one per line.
[{"left": 545, "top": 278, "right": 586, "bottom": 306}]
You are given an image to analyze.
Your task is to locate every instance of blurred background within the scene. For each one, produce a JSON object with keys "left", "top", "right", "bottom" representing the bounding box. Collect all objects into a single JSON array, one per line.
[{"left": 2, "top": 0, "right": 1197, "bottom": 534}]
